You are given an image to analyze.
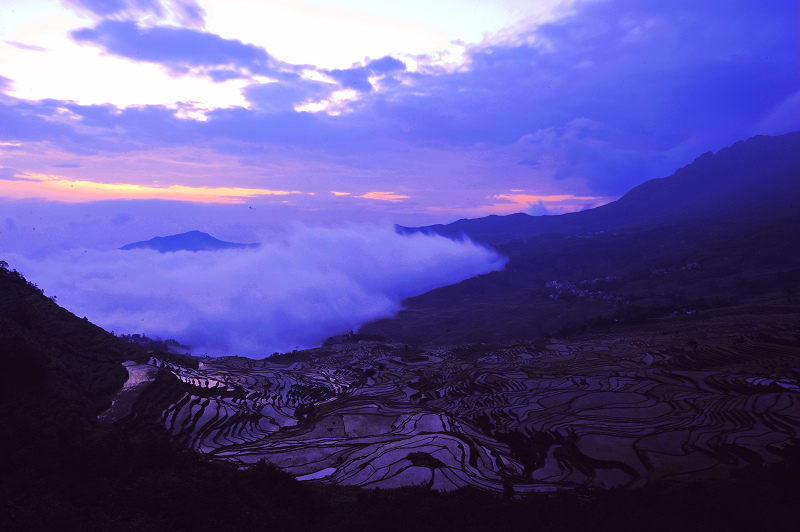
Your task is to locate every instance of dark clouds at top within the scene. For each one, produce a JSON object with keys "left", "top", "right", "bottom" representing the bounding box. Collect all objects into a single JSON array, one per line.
[
  {"left": 3, "top": 0, "right": 799, "bottom": 201},
  {"left": 360, "top": 0, "right": 799, "bottom": 192},
  {"left": 366, "top": 56, "right": 406, "bottom": 75},
  {"left": 327, "top": 57, "right": 408, "bottom": 93},
  {"left": 71, "top": 20, "right": 281, "bottom": 80},
  {"left": 67, "top": 0, "right": 206, "bottom": 27}
]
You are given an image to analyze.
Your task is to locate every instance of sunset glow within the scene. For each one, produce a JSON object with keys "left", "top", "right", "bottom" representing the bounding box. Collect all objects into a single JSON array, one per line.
[
  {"left": 1, "top": 174, "right": 300, "bottom": 203},
  {"left": 1, "top": 0, "right": 797, "bottom": 220}
]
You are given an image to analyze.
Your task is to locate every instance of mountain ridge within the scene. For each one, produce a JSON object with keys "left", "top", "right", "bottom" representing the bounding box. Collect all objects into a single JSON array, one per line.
[
  {"left": 397, "top": 131, "right": 800, "bottom": 246},
  {"left": 120, "top": 230, "right": 260, "bottom": 252},
  {"left": 367, "top": 132, "right": 800, "bottom": 346}
]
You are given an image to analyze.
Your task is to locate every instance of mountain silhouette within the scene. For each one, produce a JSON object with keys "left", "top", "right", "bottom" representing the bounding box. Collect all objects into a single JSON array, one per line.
[
  {"left": 369, "top": 132, "right": 800, "bottom": 345},
  {"left": 397, "top": 131, "right": 800, "bottom": 245},
  {"left": 120, "top": 230, "right": 260, "bottom": 252}
]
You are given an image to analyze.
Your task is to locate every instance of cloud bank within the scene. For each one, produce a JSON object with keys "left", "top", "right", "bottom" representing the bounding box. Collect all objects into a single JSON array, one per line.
[
  {"left": 3, "top": 0, "right": 797, "bottom": 220},
  {"left": 9, "top": 224, "right": 506, "bottom": 357},
  {"left": 71, "top": 20, "right": 280, "bottom": 80}
]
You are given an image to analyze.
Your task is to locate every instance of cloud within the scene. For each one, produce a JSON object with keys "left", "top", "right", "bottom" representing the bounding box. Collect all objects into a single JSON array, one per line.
[
  {"left": 353, "top": 0, "right": 799, "bottom": 191},
  {"left": 0, "top": 98, "right": 117, "bottom": 152},
  {"left": 66, "top": 0, "right": 130, "bottom": 17},
  {"left": 322, "top": 56, "right": 407, "bottom": 94},
  {"left": 111, "top": 212, "right": 132, "bottom": 225},
  {"left": 366, "top": 56, "right": 407, "bottom": 74},
  {"left": 0, "top": 174, "right": 302, "bottom": 203},
  {"left": 754, "top": 90, "right": 800, "bottom": 136},
  {"left": 66, "top": 0, "right": 206, "bottom": 28},
  {"left": 242, "top": 78, "right": 333, "bottom": 113},
  {"left": 71, "top": 20, "right": 277, "bottom": 80},
  {"left": 327, "top": 67, "right": 373, "bottom": 93},
  {"left": 0, "top": 76, "right": 9, "bottom": 92},
  {"left": 486, "top": 192, "right": 613, "bottom": 216},
  {"left": 359, "top": 192, "right": 410, "bottom": 202},
  {"left": 9, "top": 224, "right": 506, "bottom": 356},
  {"left": 526, "top": 200, "right": 553, "bottom": 216},
  {"left": 5, "top": 41, "right": 47, "bottom": 52},
  {"left": 0, "top": 168, "right": 38, "bottom": 182},
  {"left": 512, "top": 119, "right": 673, "bottom": 195}
]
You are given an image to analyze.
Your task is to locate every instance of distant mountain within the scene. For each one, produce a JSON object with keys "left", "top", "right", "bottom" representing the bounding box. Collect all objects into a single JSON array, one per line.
[
  {"left": 120, "top": 230, "right": 260, "bottom": 252},
  {"left": 397, "top": 131, "right": 800, "bottom": 245},
  {"left": 368, "top": 210, "right": 800, "bottom": 345},
  {"left": 369, "top": 131, "right": 800, "bottom": 345}
]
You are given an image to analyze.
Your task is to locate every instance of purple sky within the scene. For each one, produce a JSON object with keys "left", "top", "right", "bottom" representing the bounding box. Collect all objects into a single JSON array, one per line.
[
  {"left": 1, "top": 0, "right": 797, "bottom": 224},
  {"left": 1, "top": 0, "right": 798, "bottom": 355}
]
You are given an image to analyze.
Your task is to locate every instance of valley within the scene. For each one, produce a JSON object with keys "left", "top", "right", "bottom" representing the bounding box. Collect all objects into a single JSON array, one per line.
[
  {"left": 145, "top": 294, "right": 800, "bottom": 493},
  {"left": 2, "top": 131, "right": 799, "bottom": 529}
]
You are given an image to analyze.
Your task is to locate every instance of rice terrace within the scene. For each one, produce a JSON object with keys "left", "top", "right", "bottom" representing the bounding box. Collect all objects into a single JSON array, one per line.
[{"left": 114, "top": 300, "right": 800, "bottom": 494}]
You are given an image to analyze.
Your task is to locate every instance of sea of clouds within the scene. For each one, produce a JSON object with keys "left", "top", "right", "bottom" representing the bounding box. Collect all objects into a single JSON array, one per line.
[{"left": 8, "top": 224, "right": 505, "bottom": 357}]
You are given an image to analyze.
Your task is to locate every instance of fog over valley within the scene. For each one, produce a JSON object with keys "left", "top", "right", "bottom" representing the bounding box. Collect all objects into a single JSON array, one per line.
[{"left": 5, "top": 222, "right": 505, "bottom": 356}]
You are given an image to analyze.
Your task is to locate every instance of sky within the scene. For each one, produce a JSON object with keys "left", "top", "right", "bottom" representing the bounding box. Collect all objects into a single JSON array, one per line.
[
  {"left": 1, "top": 0, "right": 798, "bottom": 355},
  {"left": 1, "top": 0, "right": 797, "bottom": 222}
]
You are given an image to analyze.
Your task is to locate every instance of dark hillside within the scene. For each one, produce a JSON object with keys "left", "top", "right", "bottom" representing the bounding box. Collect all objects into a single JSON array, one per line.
[
  {"left": 397, "top": 131, "right": 800, "bottom": 245},
  {"left": 0, "top": 266, "right": 144, "bottom": 415},
  {"left": 364, "top": 208, "right": 800, "bottom": 346},
  {"left": 0, "top": 265, "right": 319, "bottom": 531}
]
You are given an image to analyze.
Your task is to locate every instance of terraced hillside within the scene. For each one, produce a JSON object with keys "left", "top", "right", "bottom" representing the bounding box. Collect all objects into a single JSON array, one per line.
[
  {"left": 147, "top": 296, "right": 800, "bottom": 493},
  {"left": 3, "top": 256, "right": 798, "bottom": 530}
]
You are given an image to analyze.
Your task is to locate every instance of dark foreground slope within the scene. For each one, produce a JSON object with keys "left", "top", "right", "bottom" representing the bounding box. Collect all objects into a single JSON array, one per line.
[
  {"left": 0, "top": 266, "right": 318, "bottom": 532},
  {"left": 397, "top": 131, "right": 800, "bottom": 246},
  {"left": 3, "top": 266, "right": 800, "bottom": 530}
]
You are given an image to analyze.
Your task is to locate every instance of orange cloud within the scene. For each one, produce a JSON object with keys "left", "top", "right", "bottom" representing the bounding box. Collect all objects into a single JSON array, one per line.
[
  {"left": 0, "top": 174, "right": 300, "bottom": 203},
  {"left": 423, "top": 192, "right": 615, "bottom": 219},
  {"left": 491, "top": 193, "right": 614, "bottom": 212},
  {"left": 359, "top": 191, "right": 410, "bottom": 202},
  {"left": 493, "top": 193, "right": 599, "bottom": 204}
]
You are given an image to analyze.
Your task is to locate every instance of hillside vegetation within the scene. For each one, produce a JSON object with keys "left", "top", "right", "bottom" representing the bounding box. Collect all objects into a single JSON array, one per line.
[
  {"left": 365, "top": 197, "right": 800, "bottom": 346},
  {"left": 2, "top": 261, "right": 800, "bottom": 531}
]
